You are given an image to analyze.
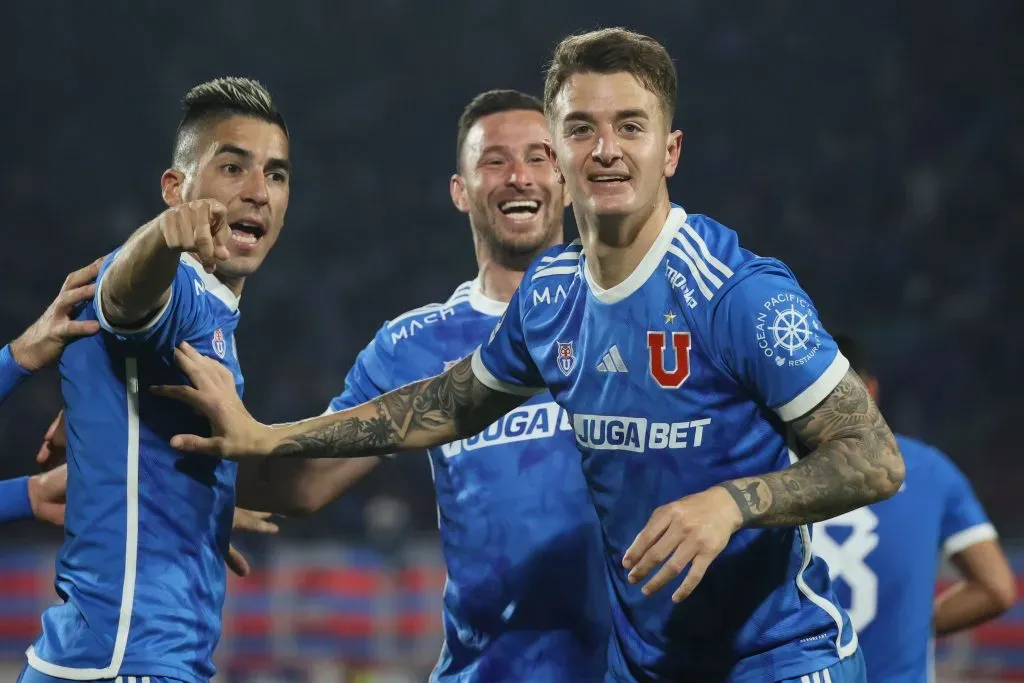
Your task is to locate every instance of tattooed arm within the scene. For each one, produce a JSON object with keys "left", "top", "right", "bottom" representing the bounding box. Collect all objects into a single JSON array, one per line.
[
  {"left": 269, "top": 356, "right": 525, "bottom": 458},
  {"left": 719, "top": 369, "right": 905, "bottom": 528},
  {"left": 155, "top": 344, "right": 528, "bottom": 460}
]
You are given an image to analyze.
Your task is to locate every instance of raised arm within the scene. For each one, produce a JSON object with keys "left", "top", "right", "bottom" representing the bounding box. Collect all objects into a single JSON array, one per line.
[
  {"left": 720, "top": 369, "right": 904, "bottom": 527},
  {"left": 154, "top": 343, "right": 527, "bottom": 460},
  {"left": 100, "top": 199, "right": 229, "bottom": 328}
]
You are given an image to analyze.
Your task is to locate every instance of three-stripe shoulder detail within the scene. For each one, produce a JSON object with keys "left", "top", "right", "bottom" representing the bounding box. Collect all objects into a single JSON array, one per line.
[
  {"left": 531, "top": 240, "right": 582, "bottom": 281},
  {"left": 665, "top": 223, "right": 735, "bottom": 301}
]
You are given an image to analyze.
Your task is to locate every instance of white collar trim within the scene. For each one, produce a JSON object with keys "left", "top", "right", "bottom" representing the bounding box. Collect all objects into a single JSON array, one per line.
[
  {"left": 584, "top": 206, "right": 688, "bottom": 305},
  {"left": 181, "top": 253, "right": 240, "bottom": 312},
  {"left": 468, "top": 278, "right": 508, "bottom": 316}
]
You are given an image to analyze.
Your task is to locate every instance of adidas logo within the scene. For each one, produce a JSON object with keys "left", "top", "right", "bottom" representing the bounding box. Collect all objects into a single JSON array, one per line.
[{"left": 596, "top": 345, "right": 628, "bottom": 373}]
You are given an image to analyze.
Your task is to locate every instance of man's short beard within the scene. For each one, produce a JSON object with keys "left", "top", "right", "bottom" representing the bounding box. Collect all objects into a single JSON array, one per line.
[{"left": 474, "top": 217, "right": 556, "bottom": 270}]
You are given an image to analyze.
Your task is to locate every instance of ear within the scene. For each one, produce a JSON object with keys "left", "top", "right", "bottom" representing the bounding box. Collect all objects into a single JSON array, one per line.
[
  {"left": 663, "top": 129, "right": 683, "bottom": 179},
  {"left": 161, "top": 168, "right": 186, "bottom": 207},
  {"left": 544, "top": 141, "right": 565, "bottom": 186},
  {"left": 450, "top": 173, "right": 470, "bottom": 214},
  {"left": 863, "top": 375, "right": 880, "bottom": 404}
]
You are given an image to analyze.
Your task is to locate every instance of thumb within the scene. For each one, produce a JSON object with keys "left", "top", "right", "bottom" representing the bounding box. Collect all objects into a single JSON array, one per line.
[
  {"left": 225, "top": 544, "right": 251, "bottom": 577},
  {"left": 169, "top": 434, "right": 224, "bottom": 455}
]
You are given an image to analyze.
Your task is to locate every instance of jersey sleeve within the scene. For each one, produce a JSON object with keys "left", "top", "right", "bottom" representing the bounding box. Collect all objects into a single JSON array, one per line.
[
  {"left": 94, "top": 250, "right": 210, "bottom": 351},
  {"left": 324, "top": 323, "right": 397, "bottom": 414},
  {"left": 471, "top": 284, "right": 545, "bottom": 396},
  {"left": 708, "top": 261, "right": 849, "bottom": 421},
  {"left": 934, "top": 451, "right": 997, "bottom": 557}
]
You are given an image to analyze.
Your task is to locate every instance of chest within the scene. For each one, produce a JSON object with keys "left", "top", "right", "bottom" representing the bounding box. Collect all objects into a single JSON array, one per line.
[{"left": 186, "top": 315, "right": 244, "bottom": 395}]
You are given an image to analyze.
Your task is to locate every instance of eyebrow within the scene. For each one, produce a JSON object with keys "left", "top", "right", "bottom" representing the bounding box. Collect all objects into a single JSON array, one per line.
[
  {"left": 215, "top": 144, "right": 291, "bottom": 174},
  {"left": 563, "top": 109, "right": 651, "bottom": 123},
  {"left": 477, "top": 142, "right": 548, "bottom": 158}
]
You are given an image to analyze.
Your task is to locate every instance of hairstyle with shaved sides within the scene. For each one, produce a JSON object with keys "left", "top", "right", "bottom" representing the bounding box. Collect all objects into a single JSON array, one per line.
[{"left": 171, "top": 77, "right": 288, "bottom": 171}]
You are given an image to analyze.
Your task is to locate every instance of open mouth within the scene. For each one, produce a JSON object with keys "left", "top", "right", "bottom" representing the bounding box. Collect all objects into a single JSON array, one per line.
[
  {"left": 498, "top": 200, "right": 541, "bottom": 221},
  {"left": 588, "top": 173, "right": 631, "bottom": 185},
  {"left": 229, "top": 220, "right": 266, "bottom": 246}
]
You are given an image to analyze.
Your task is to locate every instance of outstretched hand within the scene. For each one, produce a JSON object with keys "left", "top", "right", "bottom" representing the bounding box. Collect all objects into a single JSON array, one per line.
[
  {"left": 151, "top": 342, "right": 272, "bottom": 459},
  {"left": 10, "top": 258, "right": 104, "bottom": 371}
]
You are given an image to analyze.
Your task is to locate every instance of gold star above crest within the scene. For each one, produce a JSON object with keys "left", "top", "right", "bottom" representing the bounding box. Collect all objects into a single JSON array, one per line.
[{"left": 664, "top": 311, "right": 677, "bottom": 324}]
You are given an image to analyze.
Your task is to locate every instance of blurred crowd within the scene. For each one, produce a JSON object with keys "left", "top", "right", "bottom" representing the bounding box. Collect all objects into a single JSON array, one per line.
[{"left": 0, "top": 0, "right": 1020, "bottom": 541}]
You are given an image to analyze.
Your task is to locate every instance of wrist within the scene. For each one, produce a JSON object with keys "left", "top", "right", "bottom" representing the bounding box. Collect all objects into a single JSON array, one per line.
[
  {"left": 0, "top": 476, "right": 34, "bottom": 522},
  {"left": 714, "top": 483, "right": 747, "bottom": 532},
  {"left": 1, "top": 343, "right": 35, "bottom": 392}
]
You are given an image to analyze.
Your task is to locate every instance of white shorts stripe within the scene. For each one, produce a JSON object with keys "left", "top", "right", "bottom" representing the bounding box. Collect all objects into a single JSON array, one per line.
[
  {"left": 823, "top": 669, "right": 833, "bottom": 683},
  {"left": 812, "top": 672, "right": 821, "bottom": 683}
]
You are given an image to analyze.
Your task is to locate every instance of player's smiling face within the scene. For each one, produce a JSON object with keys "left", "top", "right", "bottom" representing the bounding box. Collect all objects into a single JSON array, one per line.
[
  {"left": 452, "top": 109, "right": 567, "bottom": 261},
  {"left": 182, "top": 116, "right": 291, "bottom": 280},
  {"left": 549, "top": 71, "right": 681, "bottom": 219}
]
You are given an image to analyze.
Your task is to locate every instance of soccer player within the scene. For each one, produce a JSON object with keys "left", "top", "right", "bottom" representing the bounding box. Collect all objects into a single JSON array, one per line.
[
  {"left": 813, "top": 335, "right": 1015, "bottom": 682},
  {"left": 19, "top": 77, "right": 291, "bottom": 683},
  {"left": 0, "top": 259, "right": 101, "bottom": 526},
  {"left": 233, "top": 89, "right": 610, "bottom": 682},
  {"left": 157, "top": 30, "right": 905, "bottom": 682}
]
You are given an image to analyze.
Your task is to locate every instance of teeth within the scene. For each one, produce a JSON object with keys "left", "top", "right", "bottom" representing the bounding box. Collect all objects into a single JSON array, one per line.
[
  {"left": 592, "top": 176, "right": 626, "bottom": 182},
  {"left": 231, "top": 230, "right": 258, "bottom": 245},
  {"left": 500, "top": 200, "right": 539, "bottom": 211}
]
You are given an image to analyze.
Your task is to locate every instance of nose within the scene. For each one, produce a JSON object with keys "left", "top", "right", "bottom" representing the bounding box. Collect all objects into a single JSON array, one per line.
[
  {"left": 506, "top": 158, "right": 533, "bottom": 191},
  {"left": 592, "top": 128, "right": 622, "bottom": 166},
  {"left": 241, "top": 170, "right": 270, "bottom": 206}
]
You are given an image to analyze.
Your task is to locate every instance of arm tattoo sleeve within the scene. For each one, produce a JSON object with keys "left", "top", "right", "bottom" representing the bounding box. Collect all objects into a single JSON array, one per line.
[
  {"left": 720, "top": 369, "right": 905, "bottom": 528},
  {"left": 271, "top": 356, "right": 523, "bottom": 459}
]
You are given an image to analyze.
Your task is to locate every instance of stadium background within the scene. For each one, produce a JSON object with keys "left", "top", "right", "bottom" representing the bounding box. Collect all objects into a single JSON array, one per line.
[{"left": 0, "top": 1, "right": 1021, "bottom": 680}]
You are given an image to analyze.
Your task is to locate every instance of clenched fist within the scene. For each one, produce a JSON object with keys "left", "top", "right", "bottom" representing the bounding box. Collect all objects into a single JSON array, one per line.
[{"left": 153, "top": 199, "right": 231, "bottom": 273}]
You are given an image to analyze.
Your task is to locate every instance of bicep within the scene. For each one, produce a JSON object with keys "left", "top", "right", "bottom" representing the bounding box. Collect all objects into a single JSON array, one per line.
[{"left": 787, "top": 369, "right": 887, "bottom": 449}]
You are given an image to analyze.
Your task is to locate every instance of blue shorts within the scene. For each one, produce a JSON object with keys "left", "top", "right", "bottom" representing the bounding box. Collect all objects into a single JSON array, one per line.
[
  {"left": 778, "top": 649, "right": 866, "bottom": 683},
  {"left": 18, "top": 666, "right": 185, "bottom": 683}
]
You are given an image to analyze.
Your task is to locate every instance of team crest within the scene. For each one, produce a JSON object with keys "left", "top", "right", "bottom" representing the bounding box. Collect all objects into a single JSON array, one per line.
[
  {"left": 556, "top": 341, "right": 576, "bottom": 376},
  {"left": 212, "top": 328, "right": 227, "bottom": 359}
]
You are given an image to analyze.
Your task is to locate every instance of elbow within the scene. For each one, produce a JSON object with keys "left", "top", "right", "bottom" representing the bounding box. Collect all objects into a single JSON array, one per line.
[
  {"left": 280, "top": 494, "right": 328, "bottom": 518},
  {"left": 990, "top": 573, "right": 1018, "bottom": 614},
  {"left": 870, "top": 432, "right": 905, "bottom": 502}
]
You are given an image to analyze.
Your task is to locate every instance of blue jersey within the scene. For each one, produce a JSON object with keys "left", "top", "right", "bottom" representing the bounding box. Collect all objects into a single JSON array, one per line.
[
  {"left": 27, "top": 253, "right": 242, "bottom": 683},
  {"left": 813, "top": 434, "right": 996, "bottom": 683},
  {"left": 326, "top": 280, "right": 610, "bottom": 682},
  {"left": 473, "top": 206, "right": 858, "bottom": 682}
]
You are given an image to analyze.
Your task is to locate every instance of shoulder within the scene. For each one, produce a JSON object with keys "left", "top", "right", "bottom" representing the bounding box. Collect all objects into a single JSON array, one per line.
[{"left": 377, "top": 281, "right": 477, "bottom": 352}]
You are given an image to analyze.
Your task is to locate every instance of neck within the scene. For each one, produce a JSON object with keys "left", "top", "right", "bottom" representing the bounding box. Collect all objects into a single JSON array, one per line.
[
  {"left": 577, "top": 187, "right": 671, "bottom": 290},
  {"left": 216, "top": 272, "right": 246, "bottom": 298},
  {"left": 471, "top": 225, "right": 563, "bottom": 303}
]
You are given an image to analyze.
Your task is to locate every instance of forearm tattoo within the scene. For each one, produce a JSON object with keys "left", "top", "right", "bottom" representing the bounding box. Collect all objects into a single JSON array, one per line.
[
  {"left": 721, "top": 370, "right": 904, "bottom": 528},
  {"left": 271, "top": 356, "right": 505, "bottom": 459}
]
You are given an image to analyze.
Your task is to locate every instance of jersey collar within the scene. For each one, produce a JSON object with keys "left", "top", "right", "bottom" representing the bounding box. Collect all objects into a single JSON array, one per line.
[
  {"left": 584, "top": 205, "right": 688, "bottom": 305},
  {"left": 468, "top": 278, "right": 508, "bottom": 316},
  {"left": 181, "top": 254, "right": 241, "bottom": 312}
]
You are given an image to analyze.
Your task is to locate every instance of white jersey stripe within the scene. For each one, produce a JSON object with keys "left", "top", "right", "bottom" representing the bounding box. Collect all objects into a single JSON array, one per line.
[
  {"left": 27, "top": 359, "right": 142, "bottom": 679},
  {"left": 673, "top": 233, "right": 724, "bottom": 289},
  {"left": 532, "top": 266, "right": 578, "bottom": 280},
  {"left": 471, "top": 349, "right": 545, "bottom": 397},
  {"left": 680, "top": 221, "right": 735, "bottom": 278},
  {"left": 666, "top": 245, "right": 714, "bottom": 300}
]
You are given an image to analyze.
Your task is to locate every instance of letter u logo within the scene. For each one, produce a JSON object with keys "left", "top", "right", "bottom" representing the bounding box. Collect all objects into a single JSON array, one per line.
[{"left": 647, "top": 331, "right": 692, "bottom": 389}]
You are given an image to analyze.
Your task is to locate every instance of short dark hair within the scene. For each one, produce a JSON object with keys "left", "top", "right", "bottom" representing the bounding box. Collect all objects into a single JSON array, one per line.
[
  {"left": 834, "top": 334, "right": 869, "bottom": 376},
  {"left": 544, "top": 27, "right": 677, "bottom": 127},
  {"left": 455, "top": 89, "right": 544, "bottom": 170},
  {"left": 172, "top": 77, "right": 287, "bottom": 169}
]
